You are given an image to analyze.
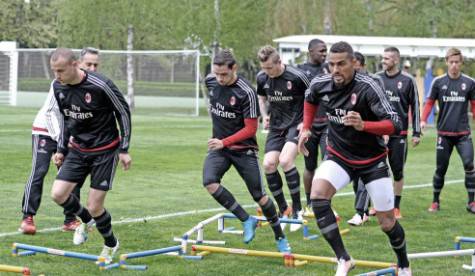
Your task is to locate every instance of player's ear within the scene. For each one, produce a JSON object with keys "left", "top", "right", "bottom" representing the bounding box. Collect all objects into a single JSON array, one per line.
[{"left": 231, "top": 63, "right": 238, "bottom": 72}]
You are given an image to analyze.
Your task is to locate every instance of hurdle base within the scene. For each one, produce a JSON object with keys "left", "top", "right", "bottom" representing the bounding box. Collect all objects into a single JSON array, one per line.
[{"left": 462, "top": 264, "right": 475, "bottom": 272}]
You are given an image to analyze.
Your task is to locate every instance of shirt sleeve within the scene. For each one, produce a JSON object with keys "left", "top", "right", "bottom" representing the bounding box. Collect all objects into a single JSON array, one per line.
[
  {"left": 241, "top": 86, "right": 260, "bottom": 119},
  {"left": 427, "top": 78, "right": 439, "bottom": 100},
  {"left": 50, "top": 87, "right": 70, "bottom": 155},
  {"left": 104, "top": 79, "right": 132, "bottom": 153},
  {"left": 408, "top": 76, "right": 421, "bottom": 137},
  {"left": 44, "top": 82, "right": 61, "bottom": 142},
  {"left": 256, "top": 72, "right": 267, "bottom": 97},
  {"left": 365, "top": 81, "right": 402, "bottom": 134}
]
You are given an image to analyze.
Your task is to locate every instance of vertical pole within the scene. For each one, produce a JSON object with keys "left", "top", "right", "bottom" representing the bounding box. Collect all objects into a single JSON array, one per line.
[
  {"left": 126, "top": 25, "right": 135, "bottom": 110},
  {"left": 195, "top": 51, "right": 200, "bottom": 116}
]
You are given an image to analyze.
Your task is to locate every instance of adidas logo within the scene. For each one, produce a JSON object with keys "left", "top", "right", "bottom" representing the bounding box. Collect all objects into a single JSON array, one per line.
[
  {"left": 263, "top": 83, "right": 270, "bottom": 89},
  {"left": 377, "top": 161, "right": 385, "bottom": 168},
  {"left": 322, "top": 95, "right": 330, "bottom": 102},
  {"left": 99, "top": 180, "right": 108, "bottom": 187},
  {"left": 400, "top": 139, "right": 405, "bottom": 144}
]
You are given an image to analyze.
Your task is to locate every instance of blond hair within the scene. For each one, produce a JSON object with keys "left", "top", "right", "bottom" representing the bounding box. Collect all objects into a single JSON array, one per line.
[
  {"left": 445, "top": 47, "right": 463, "bottom": 61},
  {"left": 257, "top": 45, "right": 280, "bottom": 63}
]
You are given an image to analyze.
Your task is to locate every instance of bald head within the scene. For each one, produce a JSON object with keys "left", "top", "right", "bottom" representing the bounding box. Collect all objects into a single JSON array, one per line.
[
  {"left": 50, "top": 48, "right": 82, "bottom": 85},
  {"left": 50, "top": 48, "right": 77, "bottom": 63}
]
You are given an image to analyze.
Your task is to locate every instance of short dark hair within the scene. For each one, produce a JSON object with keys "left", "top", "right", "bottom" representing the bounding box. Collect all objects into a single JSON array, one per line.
[
  {"left": 354, "top": 51, "right": 365, "bottom": 66},
  {"left": 51, "top": 48, "right": 77, "bottom": 63},
  {"left": 384, "top": 46, "right": 400, "bottom": 57},
  {"left": 80, "top": 47, "right": 99, "bottom": 58},
  {"left": 213, "top": 49, "right": 236, "bottom": 69},
  {"left": 329, "top": 41, "right": 354, "bottom": 58},
  {"left": 308, "top": 38, "right": 325, "bottom": 50}
]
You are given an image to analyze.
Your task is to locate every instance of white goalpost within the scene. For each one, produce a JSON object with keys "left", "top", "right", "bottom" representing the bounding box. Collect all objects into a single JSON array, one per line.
[{"left": 0, "top": 44, "right": 202, "bottom": 116}]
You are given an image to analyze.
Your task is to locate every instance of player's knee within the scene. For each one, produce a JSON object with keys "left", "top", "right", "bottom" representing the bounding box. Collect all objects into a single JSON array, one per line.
[
  {"left": 464, "top": 164, "right": 474, "bottom": 173},
  {"left": 204, "top": 183, "right": 220, "bottom": 194},
  {"left": 86, "top": 202, "right": 103, "bottom": 217},
  {"left": 256, "top": 195, "right": 268, "bottom": 206},
  {"left": 377, "top": 215, "right": 396, "bottom": 232},
  {"left": 51, "top": 189, "right": 67, "bottom": 204},
  {"left": 36, "top": 164, "right": 49, "bottom": 178},
  {"left": 278, "top": 157, "right": 294, "bottom": 171},
  {"left": 263, "top": 159, "right": 278, "bottom": 173}
]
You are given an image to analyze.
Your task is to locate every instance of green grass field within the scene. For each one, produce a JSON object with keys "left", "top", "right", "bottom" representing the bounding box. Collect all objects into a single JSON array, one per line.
[{"left": 0, "top": 105, "right": 474, "bottom": 275}]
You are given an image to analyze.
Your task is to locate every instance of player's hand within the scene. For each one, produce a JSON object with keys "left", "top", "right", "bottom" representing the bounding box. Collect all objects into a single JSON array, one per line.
[
  {"left": 343, "top": 111, "right": 364, "bottom": 131},
  {"left": 263, "top": 116, "right": 270, "bottom": 130},
  {"left": 420, "top": 121, "right": 427, "bottom": 131},
  {"left": 297, "top": 122, "right": 303, "bottom": 132},
  {"left": 208, "top": 138, "right": 224, "bottom": 150},
  {"left": 119, "top": 153, "right": 132, "bottom": 170},
  {"left": 412, "top": 136, "right": 421, "bottom": 147},
  {"left": 383, "top": 135, "right": 389, "bottom": 145},
  {"left": 297, "top": 129, "right": 312, "bottom": 156},
  {"left": 53, "top": 153, "right": 64, "bottom": 168}
]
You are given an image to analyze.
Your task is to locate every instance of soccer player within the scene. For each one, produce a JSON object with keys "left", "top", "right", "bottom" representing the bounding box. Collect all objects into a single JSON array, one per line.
[
  {"left": 19, "top": 47, "right": 101, "bottom": 234},
  {"left": 297, "top": 39, "right": 329, "bottom": 216},
  {"left": 203, "top": 49, "right": 290, "bottom": 252},
  {"left": 49, "top": 48, "right": 131, "bottom": 263},
  {"left": 421, "top": 47, "right": 475, "bottom": 214},
  {"left": 257, "top": 45, "right": 310, "bottom": 232},
  {"left": 298, "top": 42, "right": 411, "bottom": 276},
  {"left": 346, "top": 51, "right": 384, "bottom": 226},
  {"left": 375, "top": 47, "right": 421, "bottom": 219}
]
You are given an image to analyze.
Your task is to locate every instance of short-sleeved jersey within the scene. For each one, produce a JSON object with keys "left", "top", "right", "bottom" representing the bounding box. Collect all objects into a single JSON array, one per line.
[
  {"left": 52, "top": 70, "right": 131, "bottom": 154},
  {"left": 298, "top": 63, "right": 330, "bottom": 134},
  {"left": 257, "top": 66, "right": 310, "bottom": 131},
  {"left": 306, "top": 72, "right": 401, "bottom": 166},
  {"left": 205, "top": 74, "right": 259, "bottom": 150},
  {"left": 376, "top": 70, "right": 421, "bottom": 137},
  {"left": 428, "top": 73, "right": 475, "bottom": 135}
]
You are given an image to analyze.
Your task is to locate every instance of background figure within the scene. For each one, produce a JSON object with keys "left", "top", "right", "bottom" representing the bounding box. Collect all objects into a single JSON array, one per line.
[
  {"left": 19, "top": 47, "right": 101, "bottom": 235},
  {"left": 202, "top": 49, "right": 290, "bottom": 252},
  {"left": 297, "top": 38, "right": 329, "bottom": 217},
  {"left": 376, "top": 47, "right": 421, "bottom": 219},
  {"left": 421, "top": 47, "right": 475, "bottom": 214}
]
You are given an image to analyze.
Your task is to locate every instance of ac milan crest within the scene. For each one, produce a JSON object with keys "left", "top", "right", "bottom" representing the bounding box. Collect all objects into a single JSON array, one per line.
[
  {"left": 462, "top": 83, "right": 466, "bottom": 91},
  {"left": 39, "top": 139, "right": 46, "bottom": 148},
  {"left": 229, "top": 96, "right": 236, "bottom": 106},
  {"left": 287, "top": 81, "right": 292, "bottom": 90},
  {"left": 397, "top": 81, "right": 403, "bottom": 90},
  {"left": 85, "top": 92, "right": 92, "bottom": 104},
  {"left": 350, "top": 93, "right": 357, "bottom": 105}
]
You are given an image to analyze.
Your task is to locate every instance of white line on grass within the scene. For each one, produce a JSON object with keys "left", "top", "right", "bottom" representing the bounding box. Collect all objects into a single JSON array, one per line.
[{"left": 0, "top": 179, "right": 463, "bottom": 238}]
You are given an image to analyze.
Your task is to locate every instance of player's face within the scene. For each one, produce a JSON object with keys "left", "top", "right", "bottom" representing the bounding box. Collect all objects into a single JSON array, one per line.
[
  {"left": 382, "top": 51, "right": 398, "bottom": 71},
  {"left": 308, "top": 43, "right": 327, "bottom": 64},
  {"left": 446, "top": 55, "right": 462, "bottom": 76},
  {"left": 260, "top": 59, "right": 282, "bottom": 78},
  {"left": 354, "top": 60, "right": 364, "bottom": 72},
  {"left": 328, "top": 52, "right": 355, "bottom": 86},
  {"left": 79, "top": 53, "right": 99, "bottom": 72},
  {"left": 213, "top": 64, "right": 237, "bottom": 86},
  {"left": 50, "top": 57, "right": 79, "bottom": 84}
]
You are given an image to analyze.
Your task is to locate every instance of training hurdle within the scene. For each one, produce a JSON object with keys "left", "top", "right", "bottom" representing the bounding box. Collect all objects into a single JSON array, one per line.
[
  {"left": 191, "top": 245, "right": 395, "bottom": 269},
  {"left": 455, "top": 236, "right": 475, "bottom": 250},
  {"left": 12, "top": 243, "right": 114, "bottom": 270},
  {"left": 115, "top": 245, "right": 202, "bottom": 271},
  {"left": 357, "top": 267, "right": 396, "bottom": 276},
  {"left": 0, "top": 264, "right": 31, "bottom": 275},
  {"left": 409, "top": 248, "right": 475, "bottom": 273}
]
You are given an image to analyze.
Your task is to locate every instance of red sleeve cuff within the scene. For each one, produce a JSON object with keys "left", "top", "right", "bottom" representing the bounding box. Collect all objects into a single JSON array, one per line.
[
  {"left": 421, "top": 99, "right": 435, "bottom": 122},
  {"left": 471, "top": 100, "right": 475, "bottom": 119},
  {"left": 362, "top": 119, "right": 395, "bottom": 136},
  {"left": 222, "top": 118, "right": 258, "bottom": 147},
  {"left": 303, "top": 101, "right": 318, "bottom": 130}
]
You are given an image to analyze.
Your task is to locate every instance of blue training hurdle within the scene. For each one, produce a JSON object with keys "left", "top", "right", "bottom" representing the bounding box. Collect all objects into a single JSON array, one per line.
[
  {"left": 455, "top": 236, "right": 475, "bottom": 250},
  {"left": 118, "top": 245, "right": 201, "bottom": 270},
  {"left": 357, "top": 267, "right": 396, "bottom": 276},
  {"left": 12, "top": 243, "right": 113, "bottom": 270}
]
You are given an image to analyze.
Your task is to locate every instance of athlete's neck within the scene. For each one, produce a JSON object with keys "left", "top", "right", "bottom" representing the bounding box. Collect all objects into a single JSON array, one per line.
[
  {"left": 275, "top": 64, "right": 285, "bottom": 78},
  {"left": 385, "top": 67, "right": 400, "bottom": 77},
  {"left": 70, "top": 69, "right": 86, "bottom": 85},
  {"left": 448, "top": 71, "right": 461, "bottom": 79}
]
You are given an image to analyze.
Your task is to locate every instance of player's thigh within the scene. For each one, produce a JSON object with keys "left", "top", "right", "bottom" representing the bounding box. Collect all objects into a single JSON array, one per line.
[
  {"left": 314, "top": 159, "right": 351, "bottom": 191},
  {"left": 387, "top": 137, "right": 407, "bottom": 178},
  {"left": 455, "top": 135, "right": 474, "bottom": 169},
  {"left": 319, "top": 132, "right": 328, "bottom": 159},
  {"left": 203, "top": 150, "right": 232, "bottom": 186},
  {"left": 230, "top": 150, "right": 266, "bottom": 201},
  {"left": 264, "top": 130, "right": 286, "bottom": 153},
  {"left": 56, "top": 149, "right": 89, "bottom": 187},
  {"left": 436, "top": 136, "right": 454, "bottom": 168},
  {"left": 365, "top": 177, "right": 394, "bottom": 212},
  {"left": 87, "top": 188, "right": 107, "bottom": 211},
  {"left": 90, "top": 150, "right": 119, "bottom": 191},
  {"left": 280, "top": 141, "right": 298, "bottom": 166},
  {"left": 304, "top": 134, "right": 319, "bottom": 171}
]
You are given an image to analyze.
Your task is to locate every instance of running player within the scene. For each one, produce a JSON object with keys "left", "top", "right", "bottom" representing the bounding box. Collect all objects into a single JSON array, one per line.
[
  {"left": 203, "top": 49, "right": 290, "bottom": 252},
  {"left": 49, "top": 48, "right": 131, "bottom": 263},
  {"left": 298, "top": 41, "right": 411, "bottom": 276},
  {"left": 19, "top": 47, "right": 101, "bottom": 234},
  {"left": 421, "top": 47, "right": 475, "bottom": 214},
  {"left": 257, "top": 45, "right": 310, "bottom": 232}
]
